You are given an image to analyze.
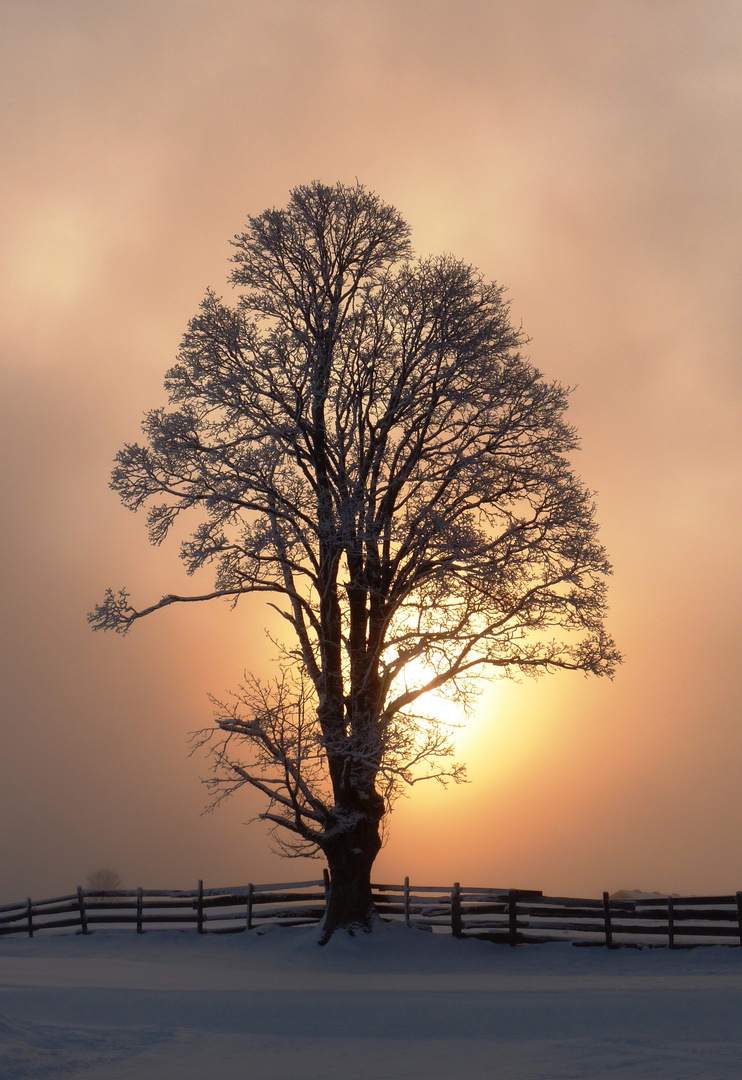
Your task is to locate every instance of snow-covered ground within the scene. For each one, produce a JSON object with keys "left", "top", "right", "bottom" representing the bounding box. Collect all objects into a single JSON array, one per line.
[{"left": 2, "top": 923, "right": 742, "bottom": 1079}]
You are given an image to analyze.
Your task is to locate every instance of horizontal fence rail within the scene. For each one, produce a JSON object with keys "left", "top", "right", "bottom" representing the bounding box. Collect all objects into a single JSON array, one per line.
[
  {"left": 3, "top": 879, "right": 742, "bottom": 947},
  {"left": 0, "top": 879, "right": 329, "bottom": 938}
]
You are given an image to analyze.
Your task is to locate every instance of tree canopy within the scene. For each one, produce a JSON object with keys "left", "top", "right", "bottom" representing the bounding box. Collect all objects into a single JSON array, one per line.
[{"left": 91, "top": 180, "right": 620, "bottom": 938}]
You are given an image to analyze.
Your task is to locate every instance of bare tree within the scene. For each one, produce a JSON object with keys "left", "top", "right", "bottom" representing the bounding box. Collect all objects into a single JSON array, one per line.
[
  {"left": 90, "top": 181, "right": 620, "bottom": 940},
  {"left": 86, "top": 868, "right": 122, "bottom": 895}
]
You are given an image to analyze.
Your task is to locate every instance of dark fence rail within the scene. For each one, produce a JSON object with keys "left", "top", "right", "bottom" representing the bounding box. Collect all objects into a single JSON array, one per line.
[
  {"left": 0, "top": 879, "right": 329, "bottom": 937},
  {"left": 3, "top": 879, "right": 742, "bottom": 947}
]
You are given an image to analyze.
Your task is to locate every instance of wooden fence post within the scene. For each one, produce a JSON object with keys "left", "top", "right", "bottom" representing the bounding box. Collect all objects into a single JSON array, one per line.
[
  {"left": 26, "top": 897, "right": 33, "bottom": 938},
  {"left": 246, "top": 883, "right": 253, "bottom": 931},
  {"left": 736, "top": 892, "right": 742, "bottom": 946},
  {"left": 451, "top": 882, "right": 462, "bottom": 938},
  {"left": 136, "top": 888, "right": 143, "bottom": 934},
  {"left": 76, "top": 887, "right": 89, "bottom": 935},
  {"left": 404, "top": 876, "right": 411, "bottom": 928},
  {"left": 667, "top": 895, "right": 675, "bottom": 948},
  {"left": 323, "top": 867, "right": 330, "bottom": 904},
  {"left": 197, "top": 879, "right": 205, "bottom": 934},
  {"left": 602, "top": 891, "right": 613, "bottom": 948},
  {"left": 508, "top": 890, "right": 518, "bottom": 946}
]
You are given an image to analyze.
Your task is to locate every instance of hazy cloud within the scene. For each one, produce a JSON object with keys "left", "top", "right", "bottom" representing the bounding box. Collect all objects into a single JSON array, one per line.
[{"left": 1, "top": 0, "right": 741, "bottom": 900}]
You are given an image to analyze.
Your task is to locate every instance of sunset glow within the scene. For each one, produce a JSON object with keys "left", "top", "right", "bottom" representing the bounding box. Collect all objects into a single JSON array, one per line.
[{"left": 1, "top": 1, "right": 741, "bottom": 905}]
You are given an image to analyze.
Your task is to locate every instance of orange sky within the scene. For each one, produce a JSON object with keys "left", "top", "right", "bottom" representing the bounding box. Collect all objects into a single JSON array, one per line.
[{"left": 2, "top": 0, "right": 741, "bottom": 903}]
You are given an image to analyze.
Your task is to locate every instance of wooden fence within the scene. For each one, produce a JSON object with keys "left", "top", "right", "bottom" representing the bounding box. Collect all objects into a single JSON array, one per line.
[
  {"left": 0, "top": 879, "right": 328, "bottom": 937},
  {"left": 451, "top": 889, "right": 742, "bottom": 947},
  {"left": 3, "top": 878, "right": 742, "bottom": 947}
]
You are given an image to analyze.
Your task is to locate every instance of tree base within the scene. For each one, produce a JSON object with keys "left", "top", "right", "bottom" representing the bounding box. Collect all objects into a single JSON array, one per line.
[
  {"left": 317, "top": 905, "right": 381, "bottom": 945},
  {"left": 319, "top": 832, "right": 382, "bottom": 942}
]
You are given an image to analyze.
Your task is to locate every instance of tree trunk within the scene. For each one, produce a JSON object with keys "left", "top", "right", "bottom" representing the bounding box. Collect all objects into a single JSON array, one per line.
[{"left": 319, "top": 813, "right": 383, "bottom": 943}]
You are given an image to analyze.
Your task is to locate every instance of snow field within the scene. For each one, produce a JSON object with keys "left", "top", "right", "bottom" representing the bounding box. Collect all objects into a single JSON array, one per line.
[{"left": 2, "top": 922, "right": 742, "bottom": 1078}]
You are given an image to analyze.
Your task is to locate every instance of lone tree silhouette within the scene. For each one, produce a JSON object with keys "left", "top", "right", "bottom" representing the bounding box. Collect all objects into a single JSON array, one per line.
[{"left": 90, "top": 181, "right": 620, "bottom": 940}]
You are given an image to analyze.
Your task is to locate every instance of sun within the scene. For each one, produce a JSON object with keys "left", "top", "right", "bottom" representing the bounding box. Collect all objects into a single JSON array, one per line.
[
  {"left": 387, "top": 653, "right": 510, "bottom": 763},
  {"left": 389, "top": 655, "right": 475, "bottom": 731}
]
